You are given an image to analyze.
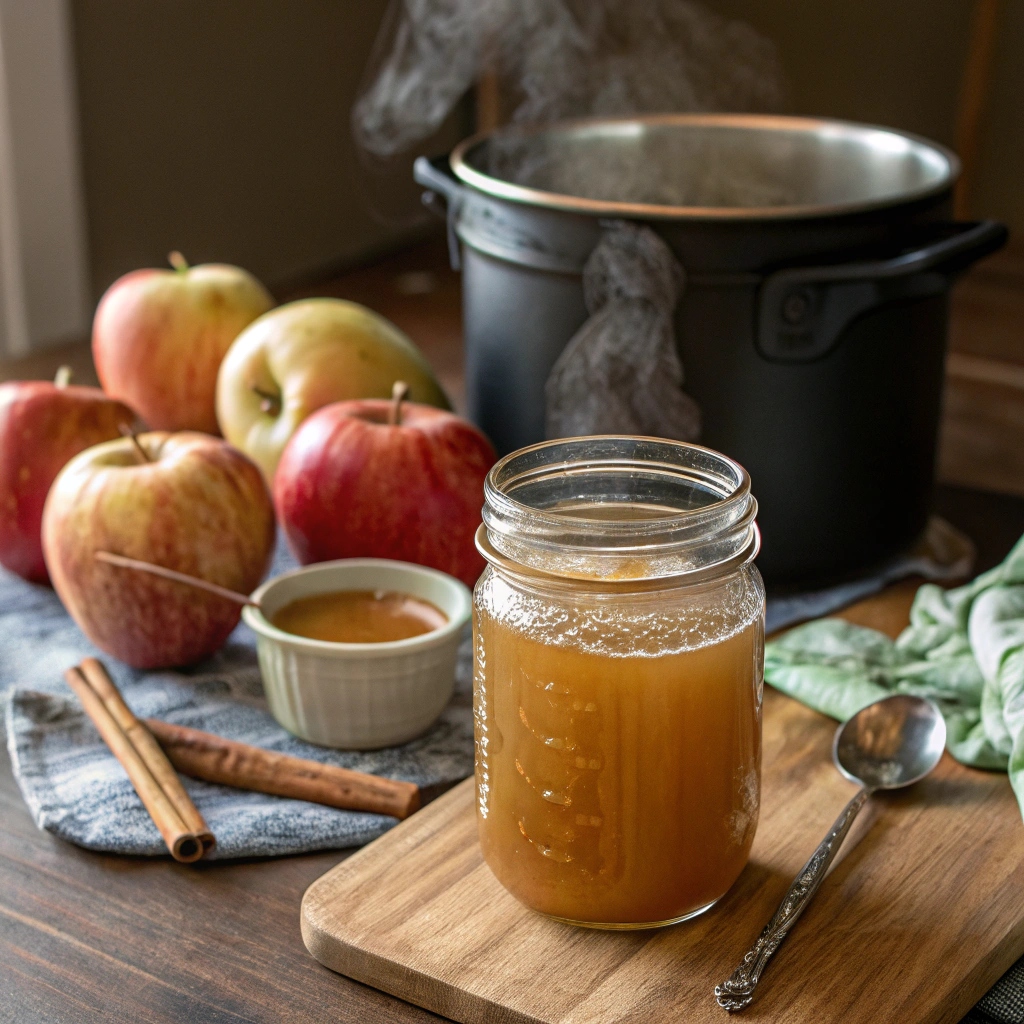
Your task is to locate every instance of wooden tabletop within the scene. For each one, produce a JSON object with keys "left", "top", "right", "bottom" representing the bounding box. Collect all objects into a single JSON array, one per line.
[{"left": 0, "top": 483, "right": 1021, "bottom": 1024}]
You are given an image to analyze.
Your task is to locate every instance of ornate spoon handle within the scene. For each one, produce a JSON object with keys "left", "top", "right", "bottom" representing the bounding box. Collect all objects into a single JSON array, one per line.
[{"left": 714, "top": 787, "right": 871, "bottom": 1012}]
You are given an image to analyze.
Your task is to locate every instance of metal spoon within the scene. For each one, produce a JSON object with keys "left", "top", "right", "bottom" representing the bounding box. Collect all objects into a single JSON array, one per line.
[{"left": 715, "top": 693, "right": 947, "bottom": 1012}]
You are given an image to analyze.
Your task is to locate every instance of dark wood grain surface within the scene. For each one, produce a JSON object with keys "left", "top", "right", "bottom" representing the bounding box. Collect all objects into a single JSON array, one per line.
[
  {"left": 0, "top": 761, "right": 447, "bottom": 1024},
  {"left": 1, "top": 484, "right": 1022, "bottom": 1024}
]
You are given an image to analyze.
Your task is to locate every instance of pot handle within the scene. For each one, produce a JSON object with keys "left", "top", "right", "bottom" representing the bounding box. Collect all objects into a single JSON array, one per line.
[
  {"left": 756, "top": 219, "right": 1008, "bottom": 362},
  {"left": 413, "top": 155, "right": 466, "bottom": 270}
]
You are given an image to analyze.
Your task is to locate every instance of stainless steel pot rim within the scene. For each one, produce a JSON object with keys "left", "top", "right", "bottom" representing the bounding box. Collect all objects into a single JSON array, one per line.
[{"left": 450, "top": 112, "right": 960, "bottom": 222}]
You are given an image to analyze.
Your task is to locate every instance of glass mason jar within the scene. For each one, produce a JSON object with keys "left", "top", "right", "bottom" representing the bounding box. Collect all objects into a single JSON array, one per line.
[{"left": 473, "top": 437, "right": 764, "bottom": 929}]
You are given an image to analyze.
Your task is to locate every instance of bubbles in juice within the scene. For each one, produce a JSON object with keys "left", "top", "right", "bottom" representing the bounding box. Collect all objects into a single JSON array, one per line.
[{"left": 474, "top": 570, "right": 762, "bottom": 927}]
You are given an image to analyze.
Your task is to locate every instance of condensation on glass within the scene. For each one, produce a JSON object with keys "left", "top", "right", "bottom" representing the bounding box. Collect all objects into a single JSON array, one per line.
[{"left": 473, "top": 436, "right": 765, "bottom": 929}]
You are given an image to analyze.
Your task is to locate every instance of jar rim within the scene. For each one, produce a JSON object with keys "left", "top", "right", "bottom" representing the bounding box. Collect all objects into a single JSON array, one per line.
[
  {"left": 481, "top": 436, "right": 758, "bottom": 583},
  {"left": 475, "top": 522, "right": 761, "bottom": 591}
]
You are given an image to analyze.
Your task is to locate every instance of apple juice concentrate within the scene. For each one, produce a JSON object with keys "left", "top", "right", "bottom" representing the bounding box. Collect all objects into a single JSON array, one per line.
[{"left": 474, "top": 581, "right": 761, "bottom": 928}]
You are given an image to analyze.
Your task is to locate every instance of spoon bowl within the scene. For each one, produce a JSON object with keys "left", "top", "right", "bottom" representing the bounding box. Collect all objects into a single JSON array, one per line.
[{"left": 833, "top": 693, "right": 947, "bottom": 791}]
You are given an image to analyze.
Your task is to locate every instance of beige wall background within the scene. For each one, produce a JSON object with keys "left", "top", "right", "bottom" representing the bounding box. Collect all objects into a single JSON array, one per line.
[
  {"left": 70, "top": 0, "right": 1022, "bottom": 304},
  {"left": 70, "top": 0, "right": 469, "bottom": 302}
]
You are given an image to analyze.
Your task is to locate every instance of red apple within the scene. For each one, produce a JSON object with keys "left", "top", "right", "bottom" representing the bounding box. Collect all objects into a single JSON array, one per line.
[
  {"left": 0, "top": 368, "right": 136, "bottom": 583},
  {"left": 93, "top": 253, "right": 273, "bottom": 434},
  {"left": 42, "top": 431, "right": 275, "bottom": 669},
  {"left": 274, "top": 385, "right": 495, "bottom": 587}
]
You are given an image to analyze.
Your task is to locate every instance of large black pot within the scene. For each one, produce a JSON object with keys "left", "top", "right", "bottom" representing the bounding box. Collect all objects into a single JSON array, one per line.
[{"left": 414, "top": 114, "right": 1007, "bottom": 583}]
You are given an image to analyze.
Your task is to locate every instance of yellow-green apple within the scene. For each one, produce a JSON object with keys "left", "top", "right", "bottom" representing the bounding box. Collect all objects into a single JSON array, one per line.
[
  {"left": 0, "top": 368, "right": 136, "bottom": 584},
  {"left": 93, "top": 253, "right": 273, "bottom": 435},
  {"left": 215, "top": 298, "right": 448, "bottom": 484},
  {"left": 42, "top": 431, "right": 275, "bottom": 669},
  {"left": 274, "top": 385, "right": 495, "bottom": 587}
]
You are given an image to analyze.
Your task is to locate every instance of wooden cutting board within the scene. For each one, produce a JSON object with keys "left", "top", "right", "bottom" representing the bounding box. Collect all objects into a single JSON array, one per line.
[{"left": 301, "top": 582, "right": 1024, "bottom": 1023}]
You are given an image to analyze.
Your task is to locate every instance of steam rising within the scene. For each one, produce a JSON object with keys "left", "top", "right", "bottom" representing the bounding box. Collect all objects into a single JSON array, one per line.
[{"left": 354, "top": 0, "right": 786, "bottom": 160}]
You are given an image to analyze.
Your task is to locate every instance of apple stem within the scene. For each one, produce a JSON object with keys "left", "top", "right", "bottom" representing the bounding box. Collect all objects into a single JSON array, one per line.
[
  {"left": 168, "top": 251, "right": 189, "bottom": 272},
  {"left": 53, "top": 365, "right": 73, "bottom": 388},
  {"left": 250, "top": 384, "right": 281, "bottom": 417},
  {"left": 95, "top": 551, "right": 259, "bottom": 607},
  {"left": 389, "top": 380, "right": 410, "bottom": 426},
  {"left": 119, "top": 424, "right": 153, "bottom": 463}
]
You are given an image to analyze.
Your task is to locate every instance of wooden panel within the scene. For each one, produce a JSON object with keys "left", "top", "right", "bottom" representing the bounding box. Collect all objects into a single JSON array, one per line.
[
  {"left": 940, "top": 353, "right": 1024, "bottom": 498},
  {"left": 302, "top": 590, "right": 1024, "bottom": 1024},
  {"left": 940, "top": 246, "right": 1024, "bottom": 498},
  {"left": 949, "top": 248, "right": 1024, "bottom": 366}
]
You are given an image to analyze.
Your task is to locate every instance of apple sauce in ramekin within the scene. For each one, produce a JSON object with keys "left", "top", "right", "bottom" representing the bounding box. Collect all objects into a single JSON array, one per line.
[{"left": 244, "top": 558, "right": 471, "bottom": 750}]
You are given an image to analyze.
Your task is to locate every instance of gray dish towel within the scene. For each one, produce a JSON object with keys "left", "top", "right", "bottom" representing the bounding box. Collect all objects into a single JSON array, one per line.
[{"left": 2, "top": 540, "right": 474, "bottom": 859}]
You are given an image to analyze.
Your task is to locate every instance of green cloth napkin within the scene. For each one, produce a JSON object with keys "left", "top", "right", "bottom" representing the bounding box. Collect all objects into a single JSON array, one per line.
[{"left": 764, "top": 532, "right": 1024, "bottom": 818}]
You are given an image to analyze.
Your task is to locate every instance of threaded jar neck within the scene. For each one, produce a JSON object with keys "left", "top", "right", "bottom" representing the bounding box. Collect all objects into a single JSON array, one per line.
[{"left": 479, "top": 436, "right": 758, "bottom": 587}]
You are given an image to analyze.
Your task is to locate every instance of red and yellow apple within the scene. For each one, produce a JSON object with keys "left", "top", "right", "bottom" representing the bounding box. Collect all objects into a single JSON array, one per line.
[
  {"left": 42, "top": 431, "right": 275, "bottom": 669},
  {"left": 0, "top": 369, "right": 136, "bottom": 583},
  {"left": 274, "top": 387, "right": 495, "bottom": 588},
  {"left": 216, "top": 298, "right": 449, "bottom": 484},
  {"left": 93, "top": 253, "right": 273, "bottom": 434}
]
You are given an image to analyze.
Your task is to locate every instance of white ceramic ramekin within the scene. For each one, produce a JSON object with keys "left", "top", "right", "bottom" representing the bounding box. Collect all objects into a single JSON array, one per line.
[{"left": 243, "top": 559, "right": 471, "bottom": 750}]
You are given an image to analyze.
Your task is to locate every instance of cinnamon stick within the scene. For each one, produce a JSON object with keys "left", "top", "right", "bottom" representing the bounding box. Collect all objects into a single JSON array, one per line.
[
  {"left": 144, "top": 719, "right": 421, "bottom": 820},
  {"left": 63, "top": 667, "right": 207, "bottom": 863},
  {"left": 78, "top": 659, "right": 215, "bottom": 857}
]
